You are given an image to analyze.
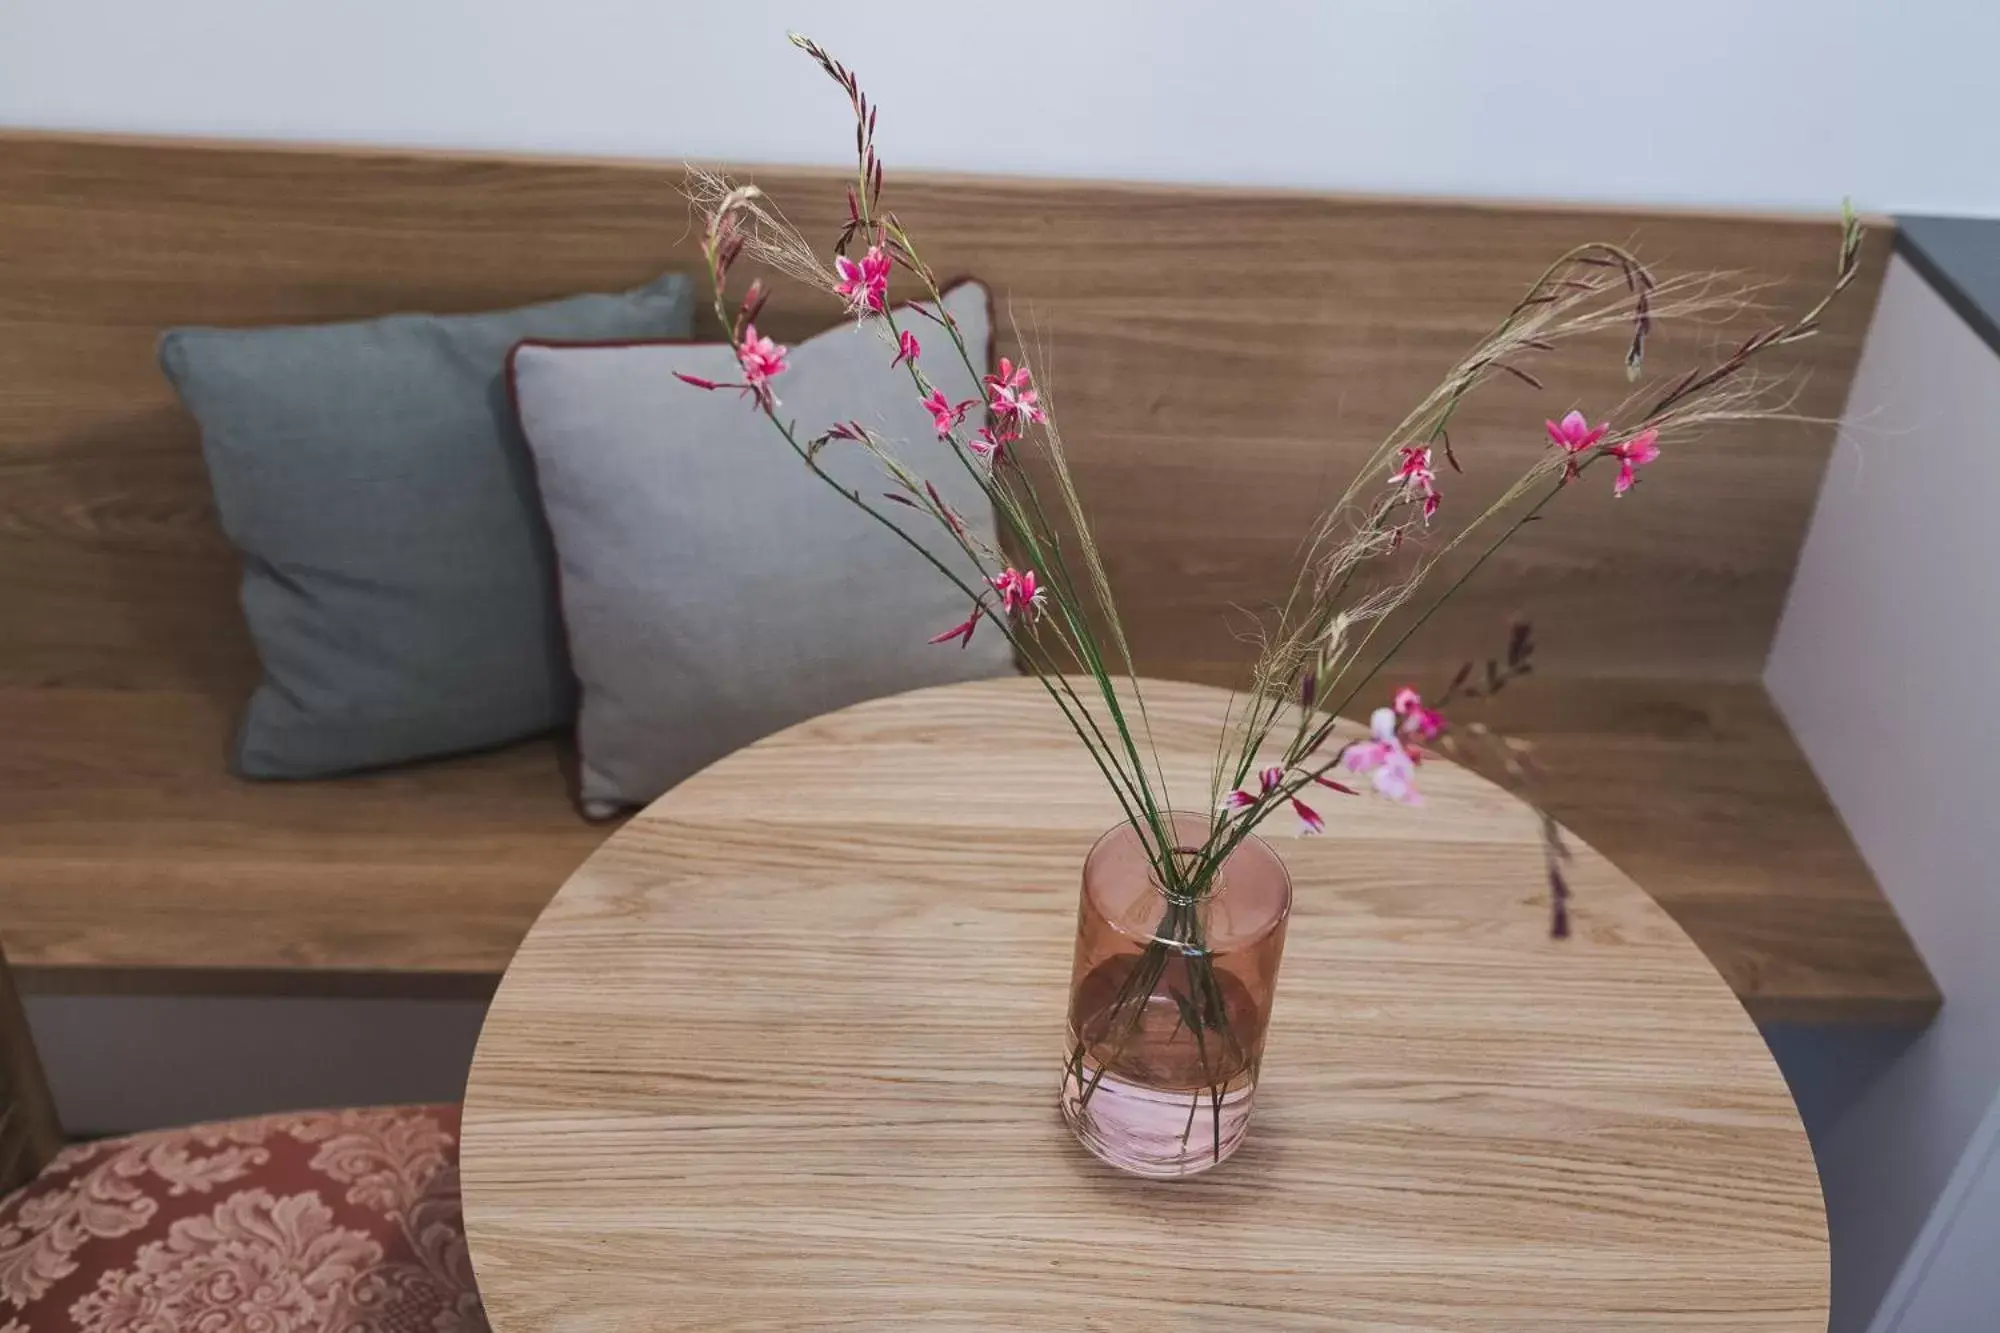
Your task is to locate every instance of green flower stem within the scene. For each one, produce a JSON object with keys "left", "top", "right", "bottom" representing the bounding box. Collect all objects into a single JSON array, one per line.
[
  {"left": 696, "top": 251, "right": 1160, "bottom": 845},
  {"left": 877, "top": 221, "right": 1171, "bottom": 836},
  {"left": 1068, "top": 891, "right": 1246, "bottom": 1164},
  {"left": 871, "top": 287, "right": 1180, "bottom": 882},
  {"left": 1200, "top": 477, "right": 1567, "bottom": 874}
]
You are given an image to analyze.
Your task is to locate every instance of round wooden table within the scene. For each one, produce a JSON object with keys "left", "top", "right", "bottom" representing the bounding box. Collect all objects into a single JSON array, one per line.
[{"left": 461, "top": 678, "right": 1826, "bottom": 1330}]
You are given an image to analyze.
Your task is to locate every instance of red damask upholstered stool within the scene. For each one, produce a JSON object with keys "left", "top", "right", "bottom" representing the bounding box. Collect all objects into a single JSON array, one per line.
[
  {"left": 0, "top": 947, "right": 490, "bottom": 1332},
  {"left": 0, "top": 1105, "right": 489, "bottom": 1333}
]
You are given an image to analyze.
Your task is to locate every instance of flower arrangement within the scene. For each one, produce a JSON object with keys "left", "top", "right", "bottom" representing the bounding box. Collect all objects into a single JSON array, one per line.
[{"left": 677, "top": 34, "right": 1866, "bottom": 1170}]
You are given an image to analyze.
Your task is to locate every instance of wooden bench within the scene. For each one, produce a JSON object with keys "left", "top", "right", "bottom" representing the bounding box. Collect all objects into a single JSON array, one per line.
[{"left": 0, "top": 132, "right": 1938, "bottom": 1026}]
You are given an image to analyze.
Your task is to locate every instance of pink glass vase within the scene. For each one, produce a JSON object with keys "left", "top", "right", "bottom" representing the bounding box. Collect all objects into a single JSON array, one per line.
[{"left": 1058, "top": 812, "right": 1292, "bottom": 1178}]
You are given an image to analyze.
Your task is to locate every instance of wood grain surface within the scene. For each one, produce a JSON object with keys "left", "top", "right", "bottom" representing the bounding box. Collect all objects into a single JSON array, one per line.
[
  {"left": 0, "top": 677, "right": 1935, "bottom": 1022},
  {"left": 0, "top": 131, "right": 1884, "bottom": 690},
  {"left": 0, "top": 131, "right": 1933, "bottom": 1023},
  {"left": 461, "top": 677, "right": 1828, "bottom": 1332},
  {"left": 0, "top": 687, "right": 607, "bottom": 989},
  {"left": 1457, "top": 677, "right": 1936, "bottom": 1026}
]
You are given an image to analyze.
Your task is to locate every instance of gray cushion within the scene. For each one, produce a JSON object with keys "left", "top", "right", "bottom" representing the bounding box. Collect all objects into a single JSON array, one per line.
[
  {"left": 160, "top": 273, "right": 695, "bottom": 777},
  {"left": 510, "top": 280, "right": 1015, "bottom": 815}
]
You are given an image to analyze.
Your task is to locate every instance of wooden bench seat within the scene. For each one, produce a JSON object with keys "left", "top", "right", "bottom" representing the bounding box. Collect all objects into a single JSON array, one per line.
[
  {"left": 0, "top": 687, "right": 604, "bottom": 991},
  {"left": 0, "top": 677, "right": 1937, "bottom": 1025},
  {"left": 1467, "top": 676, "right": 1938, "bottom": 1026},
  {"left": 0, "top": 132, "right": 1937, "bottom": 1030}
]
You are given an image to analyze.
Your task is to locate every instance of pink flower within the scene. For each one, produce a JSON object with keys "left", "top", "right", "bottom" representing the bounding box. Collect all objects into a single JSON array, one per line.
[
  {"left": 1342, "top": 707, "right": 1423, "bottom": 804},
  {"left": 736, "top": 325, "right": 788, "bottom": 400},
  {"left": 1391, "top": 446, "right": 1434, "bottom": 487},
  {"left": 990, "top": 567, "right": 1046, "bottom": 621},
  {"left": 1389, "top": 445, "right": 1442, "bottom": 522},
  {"left": 1546, "top": 410, "right": 1609, "bottom": 455},
  {"left": 969, "top": 425, "right": 1011, "bottom": 465},
  {"left": 1546, "top": 410, "right": 1609, "bottom": 481},
  {"left": 983, "top": 358, "right": 1045, "bottom": 427},
  {"left": 1222, "top": 764, "right": 1328, "bottom": 834},
  {"left": 928, "top": 607, "right": 980, "bottom": 649},
  {"left": 834, "top": 245, "right": 891, "bottom": 315},
  {"left": 1391, "top": 686, "right": 1447, "bottom": 741},
  {"left": 1220, "top": 765, "right": 1285, "bottom": 818},
  {"left": 922, "top": 389, "right": 974, "bottom": 437},
  {"left": 892, "top": 329, "right": 921, "bottom": 368},
  {"left": 1607, "top": 428, "right": 1661, "bottom": 496},
  {"left": 675, "top": 328, "right": 789, "bottom": 411}
]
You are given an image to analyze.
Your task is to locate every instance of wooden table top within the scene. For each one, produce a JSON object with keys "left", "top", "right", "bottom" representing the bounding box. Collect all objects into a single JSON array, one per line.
[{"left": 460, "top": 677, "right": 1827, "bottom": 1331}]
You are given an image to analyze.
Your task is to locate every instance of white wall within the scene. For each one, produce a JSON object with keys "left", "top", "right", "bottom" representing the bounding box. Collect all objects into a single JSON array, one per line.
[
  {"left": 1766, "top": 255, "right": 2000, "bottom": 1331},
  {"left": 1868, "top": 1094, "right": 2000, "bottom": 1333},
  {"left": 2, "top": 0, "right": 1997, "bottom": 216}
]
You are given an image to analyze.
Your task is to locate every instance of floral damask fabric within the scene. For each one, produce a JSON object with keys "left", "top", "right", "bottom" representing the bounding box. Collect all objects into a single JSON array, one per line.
[{"left": 0, "top": 1104, "right": 489, "bottom": 1332}]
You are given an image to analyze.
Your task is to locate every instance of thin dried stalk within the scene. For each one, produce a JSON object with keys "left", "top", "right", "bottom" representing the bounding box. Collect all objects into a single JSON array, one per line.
[
  {"left": 683, "top": 169, "right": 833, "bottom": 293},
  {"left": 681, "top": 34, "right": 1867, "bottom": 926},
  {"left": 672, "top": 34, "right": 1869, "bottom": 1144}
]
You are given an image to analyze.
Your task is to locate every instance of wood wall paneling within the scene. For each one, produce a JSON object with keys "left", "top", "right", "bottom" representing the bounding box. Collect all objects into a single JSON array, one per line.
[
  {"left": 0, "top": 133, "right": 1886, "bottom": 689},
  {"left": 0, "top": 133, "right": 1935, "bottom": 1025}
]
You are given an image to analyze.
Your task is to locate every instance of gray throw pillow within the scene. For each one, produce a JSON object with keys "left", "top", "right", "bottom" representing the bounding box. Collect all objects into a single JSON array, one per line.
[
  {"left": 160, "top": 273, "right": 694, "bottom": 778},
  {"left": 510, "top": 280, "right": 1015, "bottom": 815}
]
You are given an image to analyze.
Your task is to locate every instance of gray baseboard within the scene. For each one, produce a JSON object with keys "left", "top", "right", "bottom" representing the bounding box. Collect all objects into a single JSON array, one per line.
[{"left": 24, "top": 993, "right": 489, "bottom": 1136}]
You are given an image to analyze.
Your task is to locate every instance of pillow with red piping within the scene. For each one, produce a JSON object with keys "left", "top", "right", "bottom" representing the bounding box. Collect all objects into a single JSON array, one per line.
[{"left": 509, "top": 280, "right": 1012, "bottom": 816}]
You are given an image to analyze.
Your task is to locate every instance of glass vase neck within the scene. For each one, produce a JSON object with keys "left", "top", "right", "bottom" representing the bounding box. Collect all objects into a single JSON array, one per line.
[
  {"left": 1086, "top": 812, "right": 1291, "bottom": 954},
  {"left": 1148, "top": 839, "right": 1222, "bottom": 905}
]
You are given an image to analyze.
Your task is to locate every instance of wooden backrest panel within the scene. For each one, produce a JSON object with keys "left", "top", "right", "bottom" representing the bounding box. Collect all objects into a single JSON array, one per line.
[{"left": 0, "top": 133, "right": 1885, "bottom": 697}]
